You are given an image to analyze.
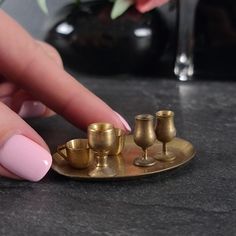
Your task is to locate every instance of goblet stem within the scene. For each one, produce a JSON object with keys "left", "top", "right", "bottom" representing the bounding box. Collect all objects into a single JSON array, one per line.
[
  {"left": 143, "top": 149, "right": 148, "bottom": 160},
  {"left": 89, "top": 151, "right": 116, "bottom": 177},
  {"left": 133, "top": 147, "right": 156, "bottom": 167},
  {"left": 163, "top": 143, "right": 167, "bottom": 155},
  {"left": 95, "top": 152, "right": 108, "bottom": 167},
  {"left": 156, "top": 142, "right": 175, "bottom": 162}
]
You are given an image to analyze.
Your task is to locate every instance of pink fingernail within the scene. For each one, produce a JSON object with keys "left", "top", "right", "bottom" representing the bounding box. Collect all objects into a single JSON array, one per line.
[
  {"left": 18, "top": 101, "right": 46, "bottom": 118},
  {"left": 114, "top": 111, "right": 131, "bottom": 132},
  {"left": 0, "top": 134, "right": 52, "bottom": 181}
]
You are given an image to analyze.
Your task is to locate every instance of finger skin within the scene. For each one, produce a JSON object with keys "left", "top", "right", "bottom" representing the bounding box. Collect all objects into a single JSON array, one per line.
[
  {"left": 0, "top": 165, "right": 21, "bottom": 179},
  {"left": 36, "top": 40, "right": 63, "bottom": 68},
  {"left": 0, "top": 103, "right": 49, "bottom": 150},
  {"left": 0, "top": 40, "right": 61, "bottom": 117},
  {"left": 0, "top": 10, "right": 126, "bottom": 131},
  {"left": 0, "top": 87, "right": 56, "bottom": 118},
  {"left": 0, "top": 82, "right": 17, "bottom": 97}
]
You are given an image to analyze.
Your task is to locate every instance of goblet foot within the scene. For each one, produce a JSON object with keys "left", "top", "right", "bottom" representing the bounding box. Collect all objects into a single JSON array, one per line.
[
  {"left": 133, "top": 156, "right": 156, "bottom": 167},
  {"left": 88, "top": 166, "right": 117, "bottom": 177},
  {"left": 155, "top": 152, "right": 176, "bottom": 162}
]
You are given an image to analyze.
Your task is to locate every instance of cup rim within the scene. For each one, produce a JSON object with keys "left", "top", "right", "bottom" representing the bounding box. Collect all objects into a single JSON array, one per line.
[
  {"left": 156, "top": 110, "right": 174, "bottom": 118},
  {"left": 135, "top": 114, "right": 154, "bottom": 120},
  {"left": 66, "top": 139, "right": 89, "bottom": 150},
  {"left": 88, "top": 123, "right": 114, "bottom": 133}
]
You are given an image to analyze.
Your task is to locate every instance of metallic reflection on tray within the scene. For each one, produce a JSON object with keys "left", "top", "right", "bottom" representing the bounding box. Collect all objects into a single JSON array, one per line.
[
  {"left": 52, "top": 136, "right": 195, "bottom": 180},
  {"left": 51, "top": 110, "right": 196, "bottom": 180}
]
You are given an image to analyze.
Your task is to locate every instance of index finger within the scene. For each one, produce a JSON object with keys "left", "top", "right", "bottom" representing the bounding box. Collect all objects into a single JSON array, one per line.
[{"left": 0, "top": 10, "right": 131, "bottom": 132}]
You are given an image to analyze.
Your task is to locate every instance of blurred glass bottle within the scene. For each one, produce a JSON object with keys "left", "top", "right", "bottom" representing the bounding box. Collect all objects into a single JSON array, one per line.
[{"left": 174, "top": 0, "right": 198, "bottom": 81}]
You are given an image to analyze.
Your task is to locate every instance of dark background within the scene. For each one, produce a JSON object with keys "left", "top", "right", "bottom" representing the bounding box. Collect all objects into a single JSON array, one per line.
[{"left": 3, "top": 0, "right": 236, "bottom": 79}]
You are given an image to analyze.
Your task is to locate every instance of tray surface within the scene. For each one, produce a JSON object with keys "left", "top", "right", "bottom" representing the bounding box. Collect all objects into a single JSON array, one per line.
[{"left": 52, "top": 135, "right": 196, "bottom": 180}]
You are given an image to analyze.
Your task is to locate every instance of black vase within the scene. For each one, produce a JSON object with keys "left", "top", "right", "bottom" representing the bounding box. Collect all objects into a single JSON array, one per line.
[{"left": 46, "top": 1, "right": 169, "bottom": 75}]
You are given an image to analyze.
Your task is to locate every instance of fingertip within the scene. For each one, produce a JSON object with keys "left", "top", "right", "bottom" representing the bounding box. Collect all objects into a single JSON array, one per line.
[
  {"left": 18, "top": 101, "right": 46, "bottom": 118},
  {"left": 113, "top": 111, "right": 131, "bottom": 133},
  {"left": 43, "top": 108, "right": 56, "bottom": 117},
  {"left": 0, "top": 103, "right": 52, "bottom": 181},
  {"left": 18, "top": 102, "right": 55, "bottom": 118},
  {"left": 0, "top": 134, "right": 52, "bottom": 182}
]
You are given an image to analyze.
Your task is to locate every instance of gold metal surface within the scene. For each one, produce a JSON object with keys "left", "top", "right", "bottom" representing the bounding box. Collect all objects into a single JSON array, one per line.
[
  {"left": 155, "top": 110, "right": 177, "bottom": 162},
  {"left": 133, "top": 114, "right": 157, "bottom": 167},
  {"left": 87, "top": 123, "right": 116, "bottom": 177},
  {"left": 57, "top": 139, "right": 91, "bottom": 169},
  {"left": 109, "top": 128, "right": 126, "bottom": 156},
  {"left": 52, "top": 135, "right": 196, "bottom": 180}
]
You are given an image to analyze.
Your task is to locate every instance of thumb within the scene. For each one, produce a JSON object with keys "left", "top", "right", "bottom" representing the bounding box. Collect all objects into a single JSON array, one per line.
[{"left": 0, "top": 103, "right": 52, "bottom": 181}]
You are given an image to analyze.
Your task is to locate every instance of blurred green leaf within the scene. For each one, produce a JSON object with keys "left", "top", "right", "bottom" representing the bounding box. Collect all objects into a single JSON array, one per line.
[
  {"left": 111, "top": 0, "right": 133, "bottom": 20},
  {"left": 0, "top": 0, "right": 4, "bottom": 6},
  {"left": 37, "top": 0, "right": 48, "bottom": 14}
]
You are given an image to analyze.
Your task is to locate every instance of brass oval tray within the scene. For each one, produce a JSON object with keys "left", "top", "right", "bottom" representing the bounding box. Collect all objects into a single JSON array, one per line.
[{"left": 52, "top": 135, "right": 196, "bottom": 180}]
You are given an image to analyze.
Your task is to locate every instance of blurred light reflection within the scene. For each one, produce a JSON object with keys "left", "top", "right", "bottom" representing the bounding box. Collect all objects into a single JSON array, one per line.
[
  {"left": 56, "top": 22, "right": 74, "bottom": 35},
  {"left": 134, "top": 28, "right": 152, "bottom": 37}
]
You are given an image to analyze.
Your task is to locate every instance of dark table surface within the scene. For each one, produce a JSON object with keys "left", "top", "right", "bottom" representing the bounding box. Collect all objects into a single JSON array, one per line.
[{"left": 1, "top": 1, "right": 236, "bottom": 235}]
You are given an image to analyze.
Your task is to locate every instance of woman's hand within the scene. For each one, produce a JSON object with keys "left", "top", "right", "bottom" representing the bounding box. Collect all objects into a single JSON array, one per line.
[{"left": 0, "top": 10, "right": 131, "bottom": 181}]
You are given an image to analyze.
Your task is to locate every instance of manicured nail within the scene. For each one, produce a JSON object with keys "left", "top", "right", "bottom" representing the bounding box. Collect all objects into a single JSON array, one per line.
[
  {"left": 114, "top": 111, "right": 131, "bottom": 132},
  {"left": 0, "top": 134, "right": 52, "bottom": 181},
  {"left": 18, "top": 101, "right": 46, "bottom": 118}
]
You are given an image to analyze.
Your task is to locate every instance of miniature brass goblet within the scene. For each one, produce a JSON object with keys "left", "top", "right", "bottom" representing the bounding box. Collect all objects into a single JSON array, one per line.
[
  {"left": 155, "top": 110, "right": 176, "bottom": 162},
  {"left": 133, "top": 114, "right": 157, "bottom": 167},
  {"left": 88, "top": 123, "right": 116, "bottom": 177}
]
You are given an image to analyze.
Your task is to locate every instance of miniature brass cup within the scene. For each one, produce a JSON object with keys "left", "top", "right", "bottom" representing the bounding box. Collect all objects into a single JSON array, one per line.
[
  {"left": 109, "top": 128, "right": 126, "bottom": 156},
  {"left": 57, "top": 139, "right": 91, "bottom": 169},
  {"left": 133, "top": 114, "right": 157, "bottom": 167},
  {"left": 155, "top": 110, "right": 176, "bottom": 162},
  {"left": 87, "top": 123, "right": 116, "bottom": 177}
]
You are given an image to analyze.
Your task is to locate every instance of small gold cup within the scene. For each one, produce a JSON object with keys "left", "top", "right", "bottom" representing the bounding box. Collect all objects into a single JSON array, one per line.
[
  {"left": 87, "top": 123, "right": 116, "bottom": 177},
  {"left": 109, "top": 128, "right": 126, "bottom": 156},
  {"left": 155, "top": 110, "right": 176, "bottom": 162},
  {"left": 57, "top": 139, "right": 91, "bottom": 169}
]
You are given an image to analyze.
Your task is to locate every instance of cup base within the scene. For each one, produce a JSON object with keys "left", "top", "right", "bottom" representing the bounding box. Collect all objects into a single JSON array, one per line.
[
  {"left": 88, "top": 166, "right": 117, "bottom": 177},
  {"left": 155, "top": 152, "right": 176, "bottom": 162},
  {"left": 133, "top": 156, "right": 156, "bottom": 167}
]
